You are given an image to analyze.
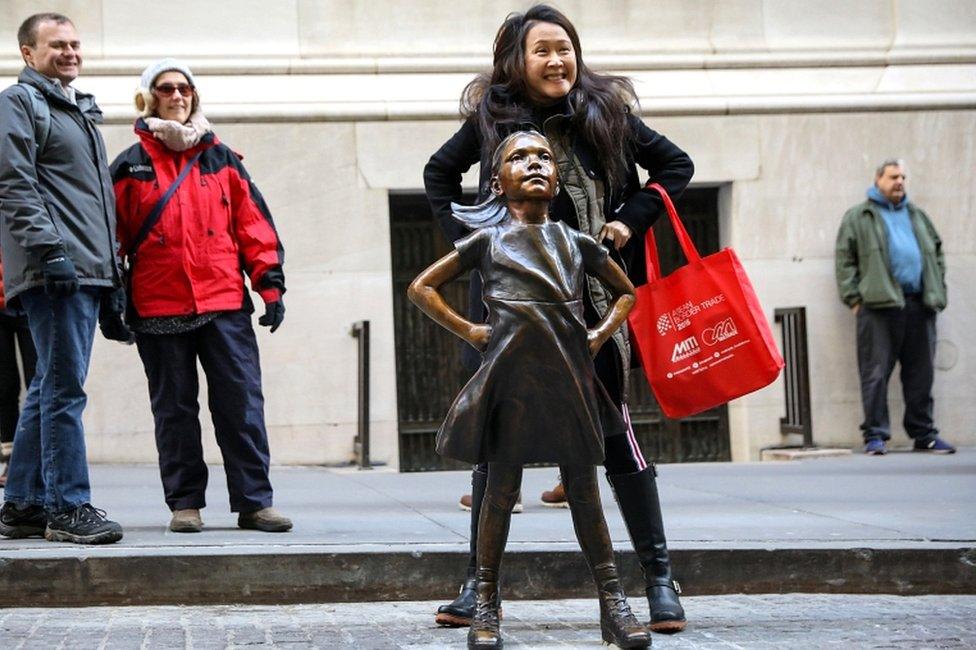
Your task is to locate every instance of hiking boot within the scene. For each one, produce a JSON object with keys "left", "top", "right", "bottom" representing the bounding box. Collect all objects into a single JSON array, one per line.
[
  {"left": 0, "top": 502, "right": 46, "bottom": 538},
  {"left": 461, "top": 492, "right": 522, "bottom": 513},
  {"left": 596, "top": 566, "right": 651, "bottom": 648},
  {"left": 914, "top": 436, "right": 956, "bottom": 454},
  {"left": 169, "top": 508, "right": 203, "bottom": 533},
  {"left": 238, "top": 507, "right": 292, "bottom": 532},
  {"left": 467, "top": 575, "right": 503, "bottom": 648},
  {"left": 540, "top": 481, "right": 569, "bottom": 508},
  {"left": 864, "top": 439, "right": 887, "bottom": 455},
  {"left": 45, "top": 504, "right": 123, "bottom": 545}
]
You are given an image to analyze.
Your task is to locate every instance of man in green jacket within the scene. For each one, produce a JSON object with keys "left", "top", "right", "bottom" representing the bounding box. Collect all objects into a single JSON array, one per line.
[{"left": 835, "top": 159, "right": 954, "bottom": 455}]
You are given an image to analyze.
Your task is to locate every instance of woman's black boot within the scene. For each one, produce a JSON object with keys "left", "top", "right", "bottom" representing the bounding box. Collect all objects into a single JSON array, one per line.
[
  {"left": 437, "top": 466, "right": 488, "bottom": 626},
  {"left": 607, "top": 465, "right": 686, "bottom": 633},
  {"left": 467, "top": 569, "right": 503, "bottom": 648}
]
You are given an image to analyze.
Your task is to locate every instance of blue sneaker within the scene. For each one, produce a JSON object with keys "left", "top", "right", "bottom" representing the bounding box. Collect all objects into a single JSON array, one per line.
[
  {"left": 864, "top": 439, "right": 888, "bottom": 455},
  {"left": 913, "top": 436, "right": 956, "bottom": 454}
]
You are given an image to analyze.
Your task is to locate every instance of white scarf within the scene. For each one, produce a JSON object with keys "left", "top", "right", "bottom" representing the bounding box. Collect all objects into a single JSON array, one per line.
[{"left": 145, "top": 112, "right": 212, "bottom": 152}]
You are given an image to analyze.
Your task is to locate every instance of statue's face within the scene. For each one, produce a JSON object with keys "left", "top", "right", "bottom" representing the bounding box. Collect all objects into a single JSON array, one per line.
[{"left": 493, "top": 133, "right": 558, "bottom": 201}]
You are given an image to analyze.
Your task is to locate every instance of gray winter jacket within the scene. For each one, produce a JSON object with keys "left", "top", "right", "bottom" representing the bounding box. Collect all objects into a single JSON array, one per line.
[{"left": 0, "top": 67, "right": 119, "bottom": 302}]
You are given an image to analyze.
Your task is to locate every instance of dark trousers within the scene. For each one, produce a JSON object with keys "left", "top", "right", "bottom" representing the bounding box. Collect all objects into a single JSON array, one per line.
[
  {"left": 857, "top": 296, "right": 937, "bottom": 442},
  {"left": 135, "top": 311, "right": 273, "bottom": 513},
  {"left": 0, "top": 312, "right": 36, "bottom": 445}
]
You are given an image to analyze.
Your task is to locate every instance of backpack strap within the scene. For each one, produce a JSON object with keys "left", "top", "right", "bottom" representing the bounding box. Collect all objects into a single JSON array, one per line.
[
  {"left": 128, "top": 151, "right": 203, "bottom": 259},
  {"left": 19, "top": 84, "right": 51, "bottom": 155}
]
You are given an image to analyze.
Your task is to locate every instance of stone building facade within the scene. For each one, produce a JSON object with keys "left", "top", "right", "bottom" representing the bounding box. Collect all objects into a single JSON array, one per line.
[{"left": 1, "top": 1, "right": 973, "bottom": 465}]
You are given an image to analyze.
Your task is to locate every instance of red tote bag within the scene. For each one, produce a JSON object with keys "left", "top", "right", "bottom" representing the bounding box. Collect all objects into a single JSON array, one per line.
[{"left": 627, "top": 183, "right": 784, "bottom": 419}]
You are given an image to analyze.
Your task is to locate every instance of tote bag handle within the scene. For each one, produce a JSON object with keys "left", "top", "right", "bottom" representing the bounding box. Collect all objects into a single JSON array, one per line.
[{"left": 641, "top": 182, "right": 702, "bottom": 282}]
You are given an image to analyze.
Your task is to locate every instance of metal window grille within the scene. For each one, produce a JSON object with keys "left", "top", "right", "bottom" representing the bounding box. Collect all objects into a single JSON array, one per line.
[{"left": 774, "top": 307, "right": 813, "bottom": 446}]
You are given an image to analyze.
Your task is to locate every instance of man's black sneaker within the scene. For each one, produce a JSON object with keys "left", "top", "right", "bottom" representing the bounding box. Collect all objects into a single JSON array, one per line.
[
  {"left": 45, "top": 504, "right": 123, "bottom": 545},
  {"left": 0, "top": 502, "right": 46, "bottom": 538},
  {"left": 913, "top": 436, "right": 957, "bottom": 454}
]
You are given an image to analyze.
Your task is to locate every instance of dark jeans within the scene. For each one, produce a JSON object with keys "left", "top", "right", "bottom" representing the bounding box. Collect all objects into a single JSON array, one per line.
[
  {"left": 3, "top": 288, "right": 99, "bottom": 512},
  {"left": 857, "top": 296, "right": 937, "bottom": 443},
  {"left": 0, "top": 312, "right": 37, "bottom": 445},
  {"left": 135, "top": 310, "right": 273, "bottom": 513}
]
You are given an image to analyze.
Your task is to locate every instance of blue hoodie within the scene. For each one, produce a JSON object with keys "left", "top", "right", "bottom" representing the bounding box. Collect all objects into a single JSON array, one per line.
[{"left": 867, "top": 186, "right": 922, "bottom": 294}]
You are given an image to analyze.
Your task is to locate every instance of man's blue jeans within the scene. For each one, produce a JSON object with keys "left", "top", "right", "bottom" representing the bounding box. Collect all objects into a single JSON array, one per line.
[{"left": 2, "top": 287, "right": 99, "bottom": 513}]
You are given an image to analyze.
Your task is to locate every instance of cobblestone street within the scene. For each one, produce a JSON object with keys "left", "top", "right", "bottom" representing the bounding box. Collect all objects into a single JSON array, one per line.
[{"left": 2, "top": 594, "right": 974, "bottom": 649}]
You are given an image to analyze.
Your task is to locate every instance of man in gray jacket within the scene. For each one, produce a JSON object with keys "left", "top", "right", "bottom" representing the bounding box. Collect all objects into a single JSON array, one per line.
[{"left": 0, "top": 13, "right": 128, "bottom": 544}]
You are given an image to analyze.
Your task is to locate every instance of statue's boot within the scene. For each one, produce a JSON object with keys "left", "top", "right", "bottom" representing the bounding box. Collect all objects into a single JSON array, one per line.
[
  {"left": 563, "top": 464, "right": 651, "bottom": 649},
  {"left": 467, "top": 569, "right": 503, "bottom": 648},
  {"left": 467, "top": 463, "right": 520, "bottom": 649}
]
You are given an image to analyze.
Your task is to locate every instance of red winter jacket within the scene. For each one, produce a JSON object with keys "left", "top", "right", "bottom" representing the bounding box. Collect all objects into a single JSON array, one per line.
[{"left": 110, "top": 122, "right": 284, "bottom": 318}]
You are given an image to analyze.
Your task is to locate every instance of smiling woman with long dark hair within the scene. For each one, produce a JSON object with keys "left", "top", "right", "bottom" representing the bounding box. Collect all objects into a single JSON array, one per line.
[
  {"left": 424, "top": 3, "right": 693, "bottom": 637},
  {"left": 461, "top": 8, "right": 638, "bottom": 190}
]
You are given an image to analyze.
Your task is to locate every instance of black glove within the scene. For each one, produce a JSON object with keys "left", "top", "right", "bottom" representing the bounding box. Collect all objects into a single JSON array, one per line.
[
  {"left": 41, "top": 247, "right": 79, "bottom": 297},
  {"left": 99, "top": 312, "right": 134, "bottom": 344},
  {"left": 258, "top": 299, "right": 285, "bottom": 333},
  {"left": 98, "top": 287, "right": 134, "bottom": 344}
]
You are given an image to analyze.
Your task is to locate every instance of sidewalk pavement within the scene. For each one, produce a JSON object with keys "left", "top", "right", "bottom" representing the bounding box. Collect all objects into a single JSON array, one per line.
[
  {"left": 1, "top": 448, "right": 973, "bottom": 607},
  {"left": 4, "top": 595, "right": 976, "bottom": 649}
]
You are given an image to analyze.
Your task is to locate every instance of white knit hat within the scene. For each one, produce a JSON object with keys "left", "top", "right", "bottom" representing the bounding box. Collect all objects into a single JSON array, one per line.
[{"left": 134, "top": 58, "right": 197, "bottom": 117}]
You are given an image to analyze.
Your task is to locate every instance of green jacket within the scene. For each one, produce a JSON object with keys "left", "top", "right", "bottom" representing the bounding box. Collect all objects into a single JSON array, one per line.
[{"left": 835, "top": 199, "right": 947, "bottom": 311}]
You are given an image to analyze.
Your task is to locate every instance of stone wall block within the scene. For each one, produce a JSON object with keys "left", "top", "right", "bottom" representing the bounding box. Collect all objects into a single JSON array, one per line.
[
  {"left": 101, "top": 0, "right": 300, "bottom": 56},
  {"left": 1, "top": 1, "right": 104, "bottom": 57}
]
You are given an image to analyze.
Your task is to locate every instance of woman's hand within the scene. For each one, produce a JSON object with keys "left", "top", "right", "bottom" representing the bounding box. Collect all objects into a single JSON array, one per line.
[
  {"left": 468, "top": 324, "right": 492, "bottom": 351},
  {"left": 598, "top": 220, "right": 632, "bottom": 250}
]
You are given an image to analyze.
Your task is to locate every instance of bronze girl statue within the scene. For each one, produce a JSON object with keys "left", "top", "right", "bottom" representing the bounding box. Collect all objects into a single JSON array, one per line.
[
  {"left": 425, "top": 5, "right": 691, "bottom": 634},
  {"left": 409, "top": 131, "right": 649, "bottom": 649}
]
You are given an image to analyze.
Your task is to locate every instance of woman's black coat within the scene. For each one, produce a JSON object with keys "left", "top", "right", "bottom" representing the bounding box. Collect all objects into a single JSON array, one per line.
[{"left": 423, "top": 107, "right": 694, "bottom": 374}]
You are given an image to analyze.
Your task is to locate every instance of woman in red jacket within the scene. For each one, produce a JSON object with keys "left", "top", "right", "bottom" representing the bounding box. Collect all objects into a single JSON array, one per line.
[{"left": 110, "top": 59, "right": 290, "bottom": 534}]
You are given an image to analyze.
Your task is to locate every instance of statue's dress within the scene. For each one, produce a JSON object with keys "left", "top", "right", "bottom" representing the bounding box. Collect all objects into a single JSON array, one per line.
[{"left": 436, "top": 219, "right": 626, "bottom": 465}]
